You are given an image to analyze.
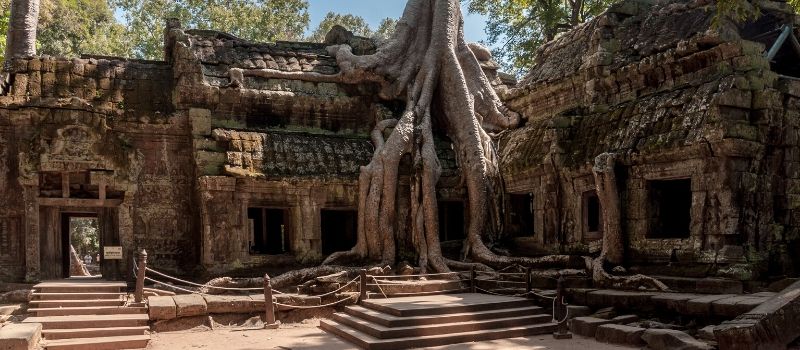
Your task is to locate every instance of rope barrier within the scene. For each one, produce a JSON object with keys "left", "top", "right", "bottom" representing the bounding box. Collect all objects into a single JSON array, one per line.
[
  {"left": 306, "top": 276, "right": 361, "bottom": 298},
  {"left": 552, "top": 296, "right": 570, "bottom": 324},
  {"left": 145, "top": 276, "right": 205, "bottom": 295},
  {"left": 274, "top": 296, "right": 356, "bottom": 309},
  {"left": 371, "top": 271, "right": 465, "bottom": 278},
  {"left": 146, "top": 267, "right": 263, "bottom": 292},
  {"left": 474, "top": 270, "right": 526, "bottom": 277},
  {"left": 474, "top": 287, "right": 532, "bottom": 298},
  {"left": 369, "top": 276, "right": 388, "bottom": 299}
]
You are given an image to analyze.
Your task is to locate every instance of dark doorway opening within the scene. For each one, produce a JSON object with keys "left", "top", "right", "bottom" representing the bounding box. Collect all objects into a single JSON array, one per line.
[
  {"left": 248, "top": 208, "right": 290, "bottom": 255},
  {"left": 321, "top": 209, "right": 358, "bottom": 255},
  {"left": 508, "top": 193, "right": 534, "bottom": 237},
  {"left": 647, "top": 179, "right": 692, "bottom": 239},
  {"left": 583, "top": 191, "right": 603, "bottom": 241},
  {"left": 60, "top": 213, "right": 100, "bottom": 278},
  {"left": 438, "top": 201, "right": 466, "bottom": 242}
]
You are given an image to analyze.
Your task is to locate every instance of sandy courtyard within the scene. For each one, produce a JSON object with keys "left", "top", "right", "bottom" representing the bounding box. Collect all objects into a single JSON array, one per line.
[{"left": 145, "top": 319, "right": 629, "bottom": 350}]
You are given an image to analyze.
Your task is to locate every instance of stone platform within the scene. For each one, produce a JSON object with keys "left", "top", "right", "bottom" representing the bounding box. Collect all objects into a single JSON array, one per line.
[{"left": 320, "top": 293, "right": 556, "bottom": 349}]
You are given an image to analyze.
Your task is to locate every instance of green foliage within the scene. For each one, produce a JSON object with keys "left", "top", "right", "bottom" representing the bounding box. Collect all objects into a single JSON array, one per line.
[
  {"left": 70, "top": 217, "right": 100, "bottom": 257},
  {"left": 468, "top": 0, "right": 614, "bottom": 75},
  {"left": 110, "top": 0, "right": 311, "bottom": 60},
  {"left": 307, "top": 12, "right": 396, "bottom": 43},
  {"left": 0, "top": 0, "right": 9, "bottom": 64},
  {"left": 38, "top": 0, "right": 129, "bottom": 57},
  {"left": 713, "top": 0, "right": 760, "bottom": 28}
]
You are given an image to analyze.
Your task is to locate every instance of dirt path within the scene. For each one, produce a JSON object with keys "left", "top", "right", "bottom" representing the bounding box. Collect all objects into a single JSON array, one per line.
[{"left": 146, "top": 319, "right": 631, "bottom": 350}]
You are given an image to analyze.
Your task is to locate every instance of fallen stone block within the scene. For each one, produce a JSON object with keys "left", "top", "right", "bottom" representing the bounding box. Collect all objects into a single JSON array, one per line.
[
  {"left": 595, "top": 324, "right": 646, "bottom": 346},
  {"left": 710, "top": 296, "right": 765, "bottom": 317},
  {"left": 148, "top": 296, "right": 177, "bottom": 320},
  {"left": 715, "top": 279, "right": 800, "bottom": 349},
  {"left": 697, "top": 325, "right": 716, "bottom": 341},
  {"left": 686, "top": 294, "right": 734, "bottom": 315},
  {"left": 173, "top": 294, "right": 207, "bottom": 317},
  {"left": 567, "top": 305, "right": 592, "bottom": 318},
  {"left": 204, "top": 295, "right": 254, "bottom": 314},
  {"left": 642, "top": 329, "right": 712, "bottom": 350},
  {"left": 0, "top": 323, "right": 41, "bottom": 350},
  {"left": 0, "top": 305, "right": 21, "bottom": 316},
  {"left": 651, "top": 293, "right": 703, "bottom": 314},
  {"left": 570, "top": 314, "right": 638, "bottom": 337}
]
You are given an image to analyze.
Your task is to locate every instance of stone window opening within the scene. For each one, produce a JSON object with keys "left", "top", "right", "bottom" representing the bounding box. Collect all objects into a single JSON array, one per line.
[
  {"left": 247, "top": 207, "right": 290, "bottom": 255},
  {"left": 321, "top": 209, "right": 358, "bottom": 255},
  {"left": 647, "top": 179, "right": 692, "bottom": 239},
  {"left": 583, "top": 190, "right": 603, "bottom": 241},
  {"left": 438, "top": 201, "right": 466, "bottom": 242},
  {"left": 508, "top": 193, "right": 534, "bottom": 237}
]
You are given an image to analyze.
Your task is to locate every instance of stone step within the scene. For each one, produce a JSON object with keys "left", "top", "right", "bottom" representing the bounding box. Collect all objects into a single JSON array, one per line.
[
  {"left": 43, "top": 335, "right": 150, "bottom": 350},
  {"left": 30, "top": 306, "right": 147, "bottom": 317},
  {"left": 320, "top": 319, "right": 557, "bottom": 350},
  {"left": 334, "top": 312, "right": 552, "bottom": 339},
  {"left": 360, "top": 293, "right": 535, "bottom": 317},
  {"left": 35, "top": 281, "right": 126, "bottom": 294},
  {"left": 344, "top": 305, "right": 546, "bottom": 327},
  {"left": 42, "top": 326, "right": 149, "bottom": 340},
  {"left": 23, "top": 314, "right": 149, "bottom": 330},
  {"left": 31, "top": 292, "right": 125, "bottom": 301},
  {"left": 29, "top": 299, "right": 126, "bottom": 308},
  {"left": 367, "top": 279, "right": 465, "bottom": 295}
]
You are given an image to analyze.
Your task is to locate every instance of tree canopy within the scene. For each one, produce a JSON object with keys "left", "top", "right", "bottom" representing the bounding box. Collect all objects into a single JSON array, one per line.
[
  {"left": 468, "top": 0, "right": 614, "bottom": 75},
  {"left": 110, "top": 0, "right": 311, "bottom": 60},
  {"left": 307, "top": 11, "right": 396, "bottom": 43}
]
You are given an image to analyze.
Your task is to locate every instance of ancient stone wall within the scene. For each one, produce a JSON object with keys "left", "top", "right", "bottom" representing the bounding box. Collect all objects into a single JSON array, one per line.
[{"left": 499, "top": 0, "right": 800, "bottom": 280}]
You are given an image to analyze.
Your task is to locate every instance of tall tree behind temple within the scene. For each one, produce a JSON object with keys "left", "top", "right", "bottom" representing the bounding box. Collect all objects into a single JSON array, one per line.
[
  {"left": 37, "top": 0, "right": 128, "bottom": 57},
  {"left": 307, "top": 12, "right": 372, "bottom": 42},
  {"left": 4, "top": 0, "right": 40, "bottom": 65},
  {"left": 111, "top": 0, "right": 311, "bottom": 60},
  {"left": 468, "top": 0, "right": 613, "bottom": 75},
  {"left": 1, "top": 0, "right": 126, "bottom": 64}
]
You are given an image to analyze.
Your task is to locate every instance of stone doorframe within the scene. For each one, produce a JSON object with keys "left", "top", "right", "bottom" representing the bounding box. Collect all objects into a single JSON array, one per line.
[{"left": 20, "top": 176, "right": 137, "bottom": 282}]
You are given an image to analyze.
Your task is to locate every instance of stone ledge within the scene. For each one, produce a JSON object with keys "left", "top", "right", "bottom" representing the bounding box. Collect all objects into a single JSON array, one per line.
[
  {"left": 148, "top": 296, "right": 177, "bottom": 320},
  {"left": 595, "top": 324, "right": 646, "bottom": 346},
  {"left": 0, "top": 323, "right": 42, "bottom": 350}
]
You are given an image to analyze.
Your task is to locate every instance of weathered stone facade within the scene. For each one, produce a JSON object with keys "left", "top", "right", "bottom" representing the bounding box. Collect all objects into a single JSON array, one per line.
[
  {"left": 499, "top": 0, "right": 800, "bottom": 281},
  {"left": 0, "top": 0, "right": 798, "bottom": 286},
  {"left": 0, "top": 21, "right": 467, "bottom": 281}
]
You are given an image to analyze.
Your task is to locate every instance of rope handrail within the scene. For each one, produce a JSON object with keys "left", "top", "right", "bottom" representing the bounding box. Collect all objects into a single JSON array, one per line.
[
  {"left": 306, "top": 276, "right": 361, "bottom": 298},
  {"left": 371, "top": 271, "right": 467, "bottom": 278},
  {"left": 475, "top": 270, "right": 526, "bottom": 276},
  {"left": 274, "top": 295, "right": 356, "bottom": 309},
  {"left": 475, "top": 287, "right": 533, "bottom": 298},
  {"left": 146, "top": 267, "right": 264, "bottom": 292},
  {"left": 369, "top": 276, "right": 388, "bottom": 299},
  {"left": 145, "top": 276, "right": 206, "bottom": 295}
]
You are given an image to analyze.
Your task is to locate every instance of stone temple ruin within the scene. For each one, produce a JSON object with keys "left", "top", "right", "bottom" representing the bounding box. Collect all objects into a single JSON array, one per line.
[{"left": 1, "top": 0, "right": 800, "bottom": 348}]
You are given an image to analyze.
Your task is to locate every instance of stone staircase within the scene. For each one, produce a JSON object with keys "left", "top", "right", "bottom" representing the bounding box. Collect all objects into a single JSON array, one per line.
[
  {"left": 23, "top": 280, "right": 150, "bottom": 350},
  {"left": 320, "top": 293, "right": 556, "bottom": 349}
]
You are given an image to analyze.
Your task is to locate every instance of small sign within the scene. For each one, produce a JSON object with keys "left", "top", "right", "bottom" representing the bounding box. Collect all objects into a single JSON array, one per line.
[{"left": 104, "top": 246, "right": 123, "bottom": 260}]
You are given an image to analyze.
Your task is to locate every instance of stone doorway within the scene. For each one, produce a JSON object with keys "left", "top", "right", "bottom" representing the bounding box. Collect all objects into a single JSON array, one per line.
[
  {"left": 39, "top": 206, "right": 122, "bottom": 280},
  {"left": 62, "top": 213, "right": 100, "bottom": 277}
]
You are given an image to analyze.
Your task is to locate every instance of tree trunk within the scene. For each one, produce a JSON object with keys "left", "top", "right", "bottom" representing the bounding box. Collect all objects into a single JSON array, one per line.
[{"left": 5, "top": 0, "right": 40, "bottom": 65}]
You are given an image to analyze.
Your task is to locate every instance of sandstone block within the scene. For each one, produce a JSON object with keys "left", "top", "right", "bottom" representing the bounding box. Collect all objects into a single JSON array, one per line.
[
  {"left": 148, "top": 296, "right": 177, "bottom": 320},
  {"left": 642, "top": 329, "right": 712, "bottom": 350},
  {"left": 651, "top": 293, "right": 702, "bottom": 314},
  {"left": 570, "top": 314, "right": 636, "bottom": 338},
  {"left": 0, "top": 323, "right": 41, "bottom": 350},
  {"left": 686, "top": 294, "right": 734, "bottom": 315},
  {"left": 595, "top": 324, "right": 646, "bottom": 346},
  {"left": 173, "top": 294, "right": 207, "bottom": 317},
  {"left": 204, "top": 295, "right": 254, "bottom": 314}
]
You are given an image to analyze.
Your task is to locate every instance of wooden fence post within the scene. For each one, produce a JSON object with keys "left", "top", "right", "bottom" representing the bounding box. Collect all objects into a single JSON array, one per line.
[
  {"left": 470, "top": 265, "right": 476, "bottom": 293},
  {"left": 263, "top": 273, "right": 278, "bottom": 328},
  {"left": 553, "top": 275, "right": 572, "bottom": 339},
  {"left": 134, "top": 248, "right": 147, "bottom": 303},
  {"left": 359, "top": 269, "right": 368, "bottom": 303}
]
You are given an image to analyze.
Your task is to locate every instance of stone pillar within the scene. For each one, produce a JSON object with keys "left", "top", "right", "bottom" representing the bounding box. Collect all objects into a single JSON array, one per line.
[{"left": 22, "top": 184, "right": 39, "bottom": 282}]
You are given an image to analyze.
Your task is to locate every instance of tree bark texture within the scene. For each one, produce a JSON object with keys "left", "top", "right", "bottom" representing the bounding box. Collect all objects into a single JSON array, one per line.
[{"left": 5, "top": 0, "right": 40, "bottom": 63}]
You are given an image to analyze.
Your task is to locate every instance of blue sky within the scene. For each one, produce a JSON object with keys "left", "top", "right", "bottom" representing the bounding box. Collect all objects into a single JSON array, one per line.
[{"left": 306, "top": 0, "right": 489, "bottom": 43}]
